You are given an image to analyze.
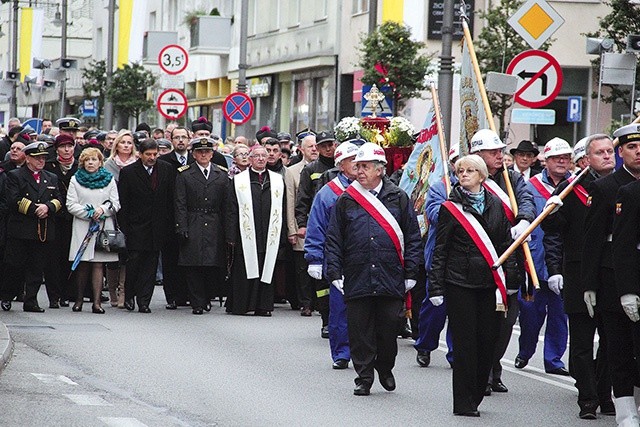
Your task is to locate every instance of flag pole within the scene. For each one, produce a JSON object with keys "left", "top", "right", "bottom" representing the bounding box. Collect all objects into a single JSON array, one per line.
[
  {"left": 493, "top": 114, "right": 640, "bottom": 268},
  {"left": 460, "top": 18, "right": 539, "bottom": 289},
  {"left": 430, "top": 82, "right": 451, "bottom": 194}
]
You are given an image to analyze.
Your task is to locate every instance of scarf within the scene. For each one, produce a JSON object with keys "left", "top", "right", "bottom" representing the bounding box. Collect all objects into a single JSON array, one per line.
[
  {"left": 461, "top": 186, "right": 485, "bottom": 215},
  {"left": 113, "top": 155, "right": 136, "bottom": 169},
  {"left": 75, "top": 167, "right": 113, "bottom": 189}
]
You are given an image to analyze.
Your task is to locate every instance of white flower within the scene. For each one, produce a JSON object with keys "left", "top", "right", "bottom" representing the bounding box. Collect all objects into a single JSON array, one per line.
[
  {"left": 389, "top": 117, "right": 414, "bottom": 134},
  {"left": 334, "top": 117, "right": 362, "bottom": 141}
]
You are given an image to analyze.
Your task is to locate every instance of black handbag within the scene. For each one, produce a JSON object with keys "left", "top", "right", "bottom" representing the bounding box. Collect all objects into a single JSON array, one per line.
[{"left": 95, "top": 203, "right": 126, "bottom": 252}]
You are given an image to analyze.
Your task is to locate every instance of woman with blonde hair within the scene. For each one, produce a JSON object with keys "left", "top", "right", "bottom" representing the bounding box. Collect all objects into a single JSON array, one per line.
[
  {"left": 104, "top": 129, "right": 138, "bottom": 181},
  {"left": 66, "top": 148, "right": 120, "bottom": 313}
]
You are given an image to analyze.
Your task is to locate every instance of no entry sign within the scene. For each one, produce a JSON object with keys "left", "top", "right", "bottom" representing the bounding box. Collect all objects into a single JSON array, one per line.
[
  {"left": 157, "top": 89, "right": 187, "bottom": 120},
  {"left": 223, "top": 92, "right": 254, "bottom": 125},
  {"left": 506, "top": 50, "right": 563, "bottom": 108}
]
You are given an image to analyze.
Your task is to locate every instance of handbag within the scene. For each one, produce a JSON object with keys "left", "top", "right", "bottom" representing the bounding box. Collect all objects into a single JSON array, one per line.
[{"left": 95, "top": 203, "right": 126, "bottom": 252}]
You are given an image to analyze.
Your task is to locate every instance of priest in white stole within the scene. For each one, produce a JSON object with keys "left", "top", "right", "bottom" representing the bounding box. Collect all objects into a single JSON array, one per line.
[{"left": 225, "top": 145, "right": 286, "bottom": 316}]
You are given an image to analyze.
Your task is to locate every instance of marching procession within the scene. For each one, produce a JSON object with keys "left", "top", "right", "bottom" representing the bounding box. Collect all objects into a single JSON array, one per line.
[{"left": 2, "top": 114, "right": 640, "bottom": 425}]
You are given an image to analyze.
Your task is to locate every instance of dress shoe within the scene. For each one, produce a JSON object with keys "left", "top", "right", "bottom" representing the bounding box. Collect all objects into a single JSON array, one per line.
[
  {"left": 454, "top": 410, "right": 480, "bottom": 417},
  {"left": 332, "top": 359, "right": 349, "bottom": 369},
  {"left": 579, "top": 402, "right": 598, "bottom": 420},
  {"left": 514, "top": 355, "right": 528, "bottom": 369},
  {"left": 399, "top": 322, "right": 412, "bottom": 338},
  {"left": 72, "top": 303, "right": 83, "bottom": 312},
  {"left": 49, "top": 300, "right": 60, "bottom": 309},
  {"left": 124, "top": 299, "right": 135, "bottom": 311},
  {"left": 100, "top": 294, "right": 109, "bottom": 303},
  {"left": 353, "top": 383, "right": 370, "bottom": 396},
  {"left": 300, "top": 307, "right": 312, "bottom": 317},
  {"left": 192, "top": 307, "right": 203, "bottom": 315},
  {"left": 545, "top": 367, "right": 570, "bottom": 376},
  {"left": 138, "top": 305, "right": 151, "bottom": 313},
  {"left": 59, "top": 300, "right": 69, "bottom": 307},
  {"left": 600, "top": 400, "right": 616, "bottom": 416},
  {"left": 92, "top": 305, "right": 105, "bottom": 314},
  {"left": 484, "top": 384, "right": 492, "bottom": 396},
  {"left": 416, "top": 351, "right": 431, "bottom": 367},
  {"left": 254, "top": 310, "right": 271, "bottom": 317},
  {"left": 204, "top": 303, "right": 212, "bottom": 312},
  {"left": 491, "top": 381, "right": 508, "bottom": 393},
  {"left": 23, "top": 305, "right": 45, "bottom": 313},
  {"left": 1, "top": 300, "right": 11, "bottom": 311},
  {"left": 165, "top": 301, "right": 177, "bottom": 310},
  {"left": 378, "top": 371, "right": 396, "bottom": 391},
  {"left": 321, "top": 325, "right": 329, "bottom": 339}
]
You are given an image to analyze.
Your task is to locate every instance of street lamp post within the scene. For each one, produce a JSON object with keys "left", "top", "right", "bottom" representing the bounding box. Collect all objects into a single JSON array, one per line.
[
  {"left": 9, "top": 0, "right": 19, "bottom": 118},
  {"left": 58, "top": 0, "right": 68, "bottom": 118},
  {"left": 103, "top": 0, "right": 116, "bottom": 129}
]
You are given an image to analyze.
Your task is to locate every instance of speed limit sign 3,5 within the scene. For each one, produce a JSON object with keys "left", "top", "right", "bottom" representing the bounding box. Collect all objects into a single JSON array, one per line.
[{"left": 158, "top": 45, "right": 189, "bottom": 75}]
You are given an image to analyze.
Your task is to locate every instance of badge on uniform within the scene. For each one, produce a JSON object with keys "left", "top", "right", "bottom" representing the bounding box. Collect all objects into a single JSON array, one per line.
[
  {"left": 586, "top": 196, "right": 592, "bottom": 207},
  {"left": 616, "top": 202, "right": 622, "bottom": 215}
]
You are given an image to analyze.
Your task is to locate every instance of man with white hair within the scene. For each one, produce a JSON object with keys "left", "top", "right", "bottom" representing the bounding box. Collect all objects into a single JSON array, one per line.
[{"left": 325, "top": 142, "right": 421, "bottom": 396}]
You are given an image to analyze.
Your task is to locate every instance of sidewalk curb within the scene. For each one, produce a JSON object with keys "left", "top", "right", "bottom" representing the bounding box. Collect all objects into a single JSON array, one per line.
[{"left": 0, "top": 321, "right": 13, "bottom": 374}]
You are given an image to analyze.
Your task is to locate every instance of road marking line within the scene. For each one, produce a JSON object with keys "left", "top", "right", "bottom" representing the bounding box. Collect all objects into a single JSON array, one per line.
[
  {"left": 31, "top": 373, "right": 77, "bottom": 385},
  {"left": 98, "top": 417, "right": 148, "bottom": 427},
  {"left": 64, "top": 394, "right": 112, "bottom": 406}
]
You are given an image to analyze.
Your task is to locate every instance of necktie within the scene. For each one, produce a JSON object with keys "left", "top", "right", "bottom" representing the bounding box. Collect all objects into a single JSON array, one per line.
[
  {"left": 203, "top": 168, "right": 208, "bottom": 179},
  {"left": 179, "top": 155, "right": 186, "bottom": 166},
  {"left": 258, "top": 172, "right": 264, "bottom": 184},
  {"left": 147, "top": 167, "right": 153, "bottom": 175},
  {"left": 369, "top": 189, "right": 378, "bottom": 197}
]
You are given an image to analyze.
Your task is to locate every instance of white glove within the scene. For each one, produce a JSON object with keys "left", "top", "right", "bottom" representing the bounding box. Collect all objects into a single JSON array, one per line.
[
  {"left": 332, "top": 279, "right": 344, "bottom": 295},
  {"left": 429, "top": 296, "right": 444, "bottom": 306},
  {"left": 621, "top": 294, "right": 640, "bottom": 322},
  {"left": 544, "top": 195, "right": 563, "bottom": 214},
  {"left": 583, "top": 291, "right": 596, "bottom": 318},
  {"left": 507, "top": 289, "right": 519, "bottom": 295},
  {"left": 405, "top": 279, "right": 416, "bottom": 292},
  {"left": 511, "top": 220, "right": 531, "bottom": 241},
  {"left": 307, "top": 264, "right": 322, "bottom": 280},
  {"left": 548, "top": 274, "right": 563, "bottom": 295}
]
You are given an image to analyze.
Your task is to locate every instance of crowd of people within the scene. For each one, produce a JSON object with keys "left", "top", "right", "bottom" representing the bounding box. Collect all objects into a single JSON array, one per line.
[{"left": 2, "top": 114, "right": 640, "bottom": 423}]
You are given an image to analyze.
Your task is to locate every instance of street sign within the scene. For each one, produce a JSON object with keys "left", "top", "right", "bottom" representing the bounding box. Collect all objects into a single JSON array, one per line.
[
  {"left": 567, "top": 96, "right": 582, "bottom": 123},
  {"left": 223, "top": 92, "right": 254, "bottom": 125},
  {"left": 81, "top": 99, "right": 98, "bottom": 118},
  {"left": 160, "top": 74, "right": 185, "bottom": 89},
  {"left": 361, "top": 85, "right": 393, "bottom": 117},
  {"left": 22, "top": 118, "right": 42, "bottom": 134},
  {"left": 157, "top": 89, "right": 188, "bottom": 120},
  {"left": 507, "top": 0, "right": 564, "bottom": 49},
  {"left": 511, "top": 108, "right": 556, "bottom": 125},
  {"left": 158, "top": 44, "right": 189, "bottom": 75},
  {"left": 506, "top": 50, "right": 563, "bottom": 108}
]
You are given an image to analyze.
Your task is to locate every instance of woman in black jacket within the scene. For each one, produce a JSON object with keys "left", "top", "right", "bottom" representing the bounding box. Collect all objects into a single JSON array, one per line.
[{"left": 429, "top": 154, "right": 521, "bottom": 417}]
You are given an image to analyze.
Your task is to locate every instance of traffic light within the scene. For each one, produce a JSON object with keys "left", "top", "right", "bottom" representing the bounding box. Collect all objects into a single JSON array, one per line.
[
  {"left": 60, "top": 58, "right": 77, "bottom": 69},
  {"left": 627, "top": 35, "right": 640, "bottom": 52}
]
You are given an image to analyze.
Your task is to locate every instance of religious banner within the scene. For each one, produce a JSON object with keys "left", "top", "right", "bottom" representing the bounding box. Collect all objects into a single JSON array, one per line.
[{"left": 459, "top": 38, "right": 488, "bottom": 156}]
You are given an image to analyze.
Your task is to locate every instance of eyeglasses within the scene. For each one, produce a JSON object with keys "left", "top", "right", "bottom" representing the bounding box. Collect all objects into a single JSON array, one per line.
[
  {"left": 456, "top": 168, "right": 478, "bottom": 175},
  {"left": 172, "top": 135, "right": 189, "bottom": 140},
  {"left": 235, "top": 152, "right": 249, "bottom": 158}
]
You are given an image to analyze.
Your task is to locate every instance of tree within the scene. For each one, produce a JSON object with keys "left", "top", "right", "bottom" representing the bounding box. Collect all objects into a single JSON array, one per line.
[
  {"left": 586, "top": 0, "right": 640, "bottom": 110},
  {"left": 106, "top": 63, "right": 156, "bottom": 126},
  {"left": 358, "top": 22, "right": 433, "bottom": 116},
  {"left": 82, "top": 60, "right": 107, "bottom": 122},
  {"left": 473, "top": 0, "right": 551, "bottom": 136}
]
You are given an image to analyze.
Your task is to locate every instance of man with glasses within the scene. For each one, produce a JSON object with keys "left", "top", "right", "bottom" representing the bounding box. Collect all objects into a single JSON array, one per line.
[
  {"left": 515, "top": 137, "right": 571, "bottom": 377},
  {"left": 509, "top": 140, "right": 541, "bottom": 181}
]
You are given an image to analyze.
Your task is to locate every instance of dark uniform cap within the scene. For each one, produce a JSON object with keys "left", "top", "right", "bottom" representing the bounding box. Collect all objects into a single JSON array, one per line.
[
  {"left": 96, "top": 131, "right": 107, "bottom": 142},
  {"left": 316, "top": 130, "right": 336, "bottom": 145},
  {"left": 8, "top": 125, "right": 24, "bottom": 138},
  {"left": 135, "top": 122, "right": 151, "bottom": 134},
  {"left": 256, "top": 126, "right": 277, "bottom": 141},
  {"left": 55, "top": 117, "right": 81, "bottom": 131},
  {"left": 156, "top": 138, "right": 172, "bottom": 149},
  {"left": 37, "top": 133, "right": 55, "bottom": 145},
  {"left": 510, "top": 140, "right": 540, "bottom": 156},
  {"left": 23, "top": 125, "right": 37, "bottom": 136},
  {"left": 191, "top": 116, "right": 213, "bottom": 133},
  {"left": 189, "top": 137, "right": 216, "bottom": 150},
  {"left": 132, "top": 131, "right": 147, "bottom": 143},
  {"left": 54, "top": 134, "right": 75, "bottom": 147},
  {"left": 295, "top": 127, "right": 316, "bottom": 142},
  {"left": 14, "top": 133, "right": 31, "bottom": 144},
  {"left": 23, "top": 142, "right": 49, "bottom": 156},
  {"left": 277, "top": 131, "right": 291, "bottom": 142},
  {"left": 83, "top": 129, "right": 100, "bottom": 140},
  {"left": 613, "top": 124, "right": 640, "bottom": 146}
]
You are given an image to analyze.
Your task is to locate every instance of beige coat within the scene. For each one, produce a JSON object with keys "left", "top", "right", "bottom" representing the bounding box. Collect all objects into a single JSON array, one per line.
[{"left": 284, "top": 159, "right": 309, "bottom": 251}]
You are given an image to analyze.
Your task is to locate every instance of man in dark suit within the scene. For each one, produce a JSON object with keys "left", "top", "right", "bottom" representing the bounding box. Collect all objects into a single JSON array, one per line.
[
  {"left": 118, "top": 139, "right": 175, "bottom": 313},
  {"left": 2, "top": 142, "right": 63, "bottom": 312},
  {"left": 509, "top": 140, "right": 542, "bottom": 181},
  {"left": 174, "top": 137, "right": 229, "bottom": 314},
  {"left": 158, "top": 126, "right": 192, "bottom": 308}
]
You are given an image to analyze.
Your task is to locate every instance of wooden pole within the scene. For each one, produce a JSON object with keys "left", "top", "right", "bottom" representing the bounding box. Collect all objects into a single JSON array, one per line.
[{"left": 430, "top": 83, "right": 451, "bottom": 194}]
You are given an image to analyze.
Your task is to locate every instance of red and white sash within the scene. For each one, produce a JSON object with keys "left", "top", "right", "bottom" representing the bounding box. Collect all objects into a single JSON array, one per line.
[
  {"left": 327, "top": 176, "right": 346, "bottom": 197},
  {"left": 529, "top": 174, "right": 554, "bottom": 200},
  {"left": 567, "top": 175, "right": 589, "bottom": 206},
  {"left": 442, "top": 201, "right": 508, "bottom": 309},
  {"left": 346, "top": 181, "right": 405, "bottom": 267},
  {"left": 482, "top": 179, "right": 515, "bottom": 225}
]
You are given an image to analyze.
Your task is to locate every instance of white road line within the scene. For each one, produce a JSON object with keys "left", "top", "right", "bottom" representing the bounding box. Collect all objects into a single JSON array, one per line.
[
  {"left": 64, "top": 394, "right": 113, "bottom": 406},
  {"left": 98, "top": 417, "right": 148, "bottom": 427},
  {"left": 31, "top": 373, "right": 78, "bottom": 385}
]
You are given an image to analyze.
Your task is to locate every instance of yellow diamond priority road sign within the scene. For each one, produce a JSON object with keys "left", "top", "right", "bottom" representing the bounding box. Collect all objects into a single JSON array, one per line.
[{"left": 508, "top": 0, "right": 564, "bottom": 49}]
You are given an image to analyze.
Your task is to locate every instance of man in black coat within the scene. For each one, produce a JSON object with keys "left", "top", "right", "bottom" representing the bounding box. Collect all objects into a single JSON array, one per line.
[
  {"left": 2, "top": 142, "right": 63, "bottom": 312},
  {"left": 583, "top": 124, "right": 640, "bottom": 424},
  {"left": 542, "top": 134, "right": 615, "bottom": 419},
  {"left": 118, "top": 139, "right": 175, "bottom": 313},
  {"left": 174, "top": 137, "right": 230, "bottom": 314}
]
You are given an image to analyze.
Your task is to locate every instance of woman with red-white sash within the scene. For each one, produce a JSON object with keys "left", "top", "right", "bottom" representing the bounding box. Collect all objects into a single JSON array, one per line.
[{"left": 429, "top": 154, "right": 523, "bottom": 417}]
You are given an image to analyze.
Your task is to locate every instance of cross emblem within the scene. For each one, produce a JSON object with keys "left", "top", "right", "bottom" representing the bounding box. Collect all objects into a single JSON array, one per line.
[{"left": 363, "top": 84, "right": 385, "bottom": 118}]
